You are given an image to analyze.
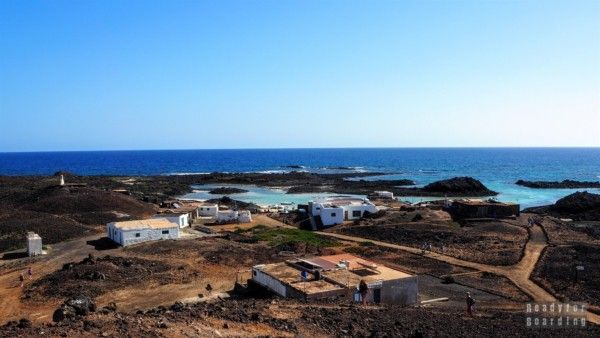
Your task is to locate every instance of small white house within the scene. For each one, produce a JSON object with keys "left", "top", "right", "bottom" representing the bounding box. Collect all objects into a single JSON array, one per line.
[
  {"left": 308, "top": 197, "right": 378, "bottom": 227},
  {"left": 27, "top": 232, "right": 43, "bottom": 256},
  {"left": 107, "top": 219, "right": 180, "bottom": 247},
  {"left": 198, "top": 204, "right": 219, "bottom": 217},
  {"left": 216, "top": 210, "right": 252, "bottom": 224},
  {"left": 152, "top": 213, "right": 189, "bottom": 228}
]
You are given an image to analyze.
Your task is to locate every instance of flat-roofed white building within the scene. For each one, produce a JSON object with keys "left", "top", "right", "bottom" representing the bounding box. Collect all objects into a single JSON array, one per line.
[
  {"left": 308, "top": 197, "right": 378, "bottom": 227},
  {"left": 107, "top": 219, "right": 180, "bottom": 246},
  {"left": 215, "top": 209, "right": 252, "bottom": 224},
  {"left": 27, "top": 232, "right": 43, "bottom": 256},
  {"left": 252, "top": 253, "right": 418, "bottom": 305},
  {"left": 152, "top": 213, "right": 189, "bottom": 228}
]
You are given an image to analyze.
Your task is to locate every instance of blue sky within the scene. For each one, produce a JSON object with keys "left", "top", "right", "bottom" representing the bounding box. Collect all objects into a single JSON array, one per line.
[{"left": 1, "top": 0, "right": 599, "bottom": 151}]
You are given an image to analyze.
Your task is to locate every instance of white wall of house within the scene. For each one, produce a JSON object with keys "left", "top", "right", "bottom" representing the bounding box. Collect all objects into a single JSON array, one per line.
[
  {"left": 215, "top": 210, "right": 252, "bottom": 223},
  {"left": 344, "top": 204, "right": 378, "bottom": 220},
  {"left": 252, "top": 267, "right": 288, "bottom": 297},
  {"left": 374, "top": 191, "right": 394, "bottom": 199},
  {"left": 198, "top": 205, "right": 219, "bottom": 217},
  {"left": 238, "top": 210, "right": 252, "bottom": 223},
  {"left": 153, "top": 214, "right": 189, "bottom": 228},
  {"left": 319, "top": 206, "right": 345, "bottom": 226},
  {"left": 107, "top": 223, "right": 179, "bottom": 246}
]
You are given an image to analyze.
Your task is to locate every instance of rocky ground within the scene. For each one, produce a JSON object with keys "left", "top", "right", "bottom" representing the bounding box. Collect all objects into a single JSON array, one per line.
[
  {"left": 3, "top": 297, "right": 598, "bottom": 337},
  {"left": 531, "top": 217, "right": 600, "bottom": 307},
  {"left": 532, "top": 244, "right": 600, "bottom": 306}
]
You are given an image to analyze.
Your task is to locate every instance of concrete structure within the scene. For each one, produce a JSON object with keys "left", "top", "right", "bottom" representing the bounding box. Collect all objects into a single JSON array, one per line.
[
  {"left": 369, "top": 191, "right": 394, "bottom": 199},
  {"left": 252, "top": 254, "right": 418, "bottom": 305},
  {"left": 152, "top": 213, "right": 189, "bottom": 228},
  {"left": 198, "top": 204, "right": 219, "bottom": 217},
  {"left": 26, "top": 232, "right": 43, "bottom": 256},
  {"left": 308, "top": 197, "right": 378, "bottom": 227},
  {"left": 107, "top": 219, "right": 180, "bottom": 246},
  {"left": 215, "top": 209, "right": 252, "bottom": 224},
  {"left": 449, "top": 199, "right": 520, "bottom": 219}
]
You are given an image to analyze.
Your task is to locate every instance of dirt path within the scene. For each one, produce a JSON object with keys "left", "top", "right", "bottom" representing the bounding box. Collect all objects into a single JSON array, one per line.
[
  {"left": 315, "top": 223, "right": 600, "bottom": 325},
  {"left": 0, "top": 234, "right": 118, "bottom": 322}
]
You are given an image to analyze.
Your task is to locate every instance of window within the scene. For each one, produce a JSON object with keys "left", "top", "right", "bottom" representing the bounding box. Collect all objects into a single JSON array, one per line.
[
  {"left": 352, "top": 210, "right": 362, "bottom": 218},
  {"left": 135, "top": 233, "right": 140, "bottom": 237},
  {"left": 162, "top": 230, "right": 169, "bottom": 234},
  {"left": 331, "top": 212, "right": 336, "bottom": 217}
]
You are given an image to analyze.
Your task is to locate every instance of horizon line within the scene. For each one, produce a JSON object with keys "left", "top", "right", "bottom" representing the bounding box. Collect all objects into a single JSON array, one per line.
[{"left": 1, "top": 146, "right": 600, "bottom": 154}]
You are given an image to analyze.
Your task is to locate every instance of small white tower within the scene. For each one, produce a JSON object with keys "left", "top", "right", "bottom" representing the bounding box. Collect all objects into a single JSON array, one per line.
[{"left": 60, "top": 175, "right": 65, "bottom": 186}]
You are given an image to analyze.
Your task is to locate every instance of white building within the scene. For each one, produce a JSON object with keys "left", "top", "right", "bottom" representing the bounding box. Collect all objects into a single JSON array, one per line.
[
  {"left": 198, "top": 204, "right": 219, "bottom": 217},
  {"left": 152, "top": 213, "right": 189, "bottom": 228},
  {"left": 371, "top": 191, "right": 394, "bottom": 199},
  {"left": 215, "top": 209, "right": 252, "bottom": 224},
  {"left": 27, "top": 232, "right": 43, "bottom": 256},
  {"left": 107, "top": 219, "right": 180, "bottom": 247},
  {"left": 308, "top": 197, "right": 378, "bottom": 227}
]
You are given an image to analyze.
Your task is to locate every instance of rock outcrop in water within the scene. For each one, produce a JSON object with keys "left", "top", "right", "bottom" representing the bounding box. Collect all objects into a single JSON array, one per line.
[
  {"left": 516, "top": 180, "right": 600, "bottom": 189},
  {"left": 524, "top": 191, "right": 600, "bottom": 221},
  {"left": 208, "top": 187, "right": 248, "bottom": 195},
  {"left": 421, "top": 177, "right": 497, "bottom": 196}
]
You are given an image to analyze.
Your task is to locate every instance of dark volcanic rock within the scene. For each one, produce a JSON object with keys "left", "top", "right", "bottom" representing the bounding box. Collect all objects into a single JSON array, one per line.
[
  {"left": 53, "top": 296, "right": 96, "bottom": 322},
  {"left": 524, "top": 191, "right": 600, "bottom": 221},
  {"left": 516, "top": 179, "right": 600, "bottom": 189},
  {"left": 422, "top": 177, "right": 497, "bottom": 196},
  {"left": 208, "top": 187, "right": 248, "bottom": 195}
]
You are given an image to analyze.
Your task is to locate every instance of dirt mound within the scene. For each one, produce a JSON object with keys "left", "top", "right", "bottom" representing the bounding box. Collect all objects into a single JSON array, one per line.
[
  {"left": 24, "top": 255, "right": 181, "bottom": 301},
  {"left": 423, "top": 177, "right": 497, "bottom": 196}
]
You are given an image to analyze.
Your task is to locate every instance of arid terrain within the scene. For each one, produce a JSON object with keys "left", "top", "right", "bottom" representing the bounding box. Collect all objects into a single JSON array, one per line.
[{"left": 0, "top": 174, "right": 599, "bottom": 336}]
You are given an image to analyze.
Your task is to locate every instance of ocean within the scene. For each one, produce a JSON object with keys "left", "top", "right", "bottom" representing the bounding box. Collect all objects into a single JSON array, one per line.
[{"left": 1, "top": 148, "right": 599, "bottom": 208}]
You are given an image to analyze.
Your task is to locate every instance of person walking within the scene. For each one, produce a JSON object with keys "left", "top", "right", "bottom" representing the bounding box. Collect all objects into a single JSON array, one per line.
[
  {"left": 466, "top": 292, "right": 476, "bottom": 316},
  {"left": 27, "top": 267, "right": 33, "bottom": 279},
  {"left": 19, "top": 273, "right": 25, "bottom": 288},
  {"left": 359, "top": 280, "right": 369, "bottom": 306}
]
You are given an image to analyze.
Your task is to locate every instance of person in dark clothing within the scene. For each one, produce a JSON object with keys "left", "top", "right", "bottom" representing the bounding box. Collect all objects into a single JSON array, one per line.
[
  {"left": 466, "top": 292, "right": 475, "bottom": 316},
  {"left": 359, "top": 280, "right": 369, "bottom": 305}
]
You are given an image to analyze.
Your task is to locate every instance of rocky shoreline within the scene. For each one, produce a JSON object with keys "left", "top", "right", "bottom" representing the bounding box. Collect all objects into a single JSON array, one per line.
[{"left": 516, "top": 179, "right": 600, "bottom": 189}]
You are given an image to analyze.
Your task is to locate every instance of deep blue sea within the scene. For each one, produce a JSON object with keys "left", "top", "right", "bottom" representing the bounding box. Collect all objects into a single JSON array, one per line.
[{"left": 1, "top": 148, "right": 599, "bottom": 208}]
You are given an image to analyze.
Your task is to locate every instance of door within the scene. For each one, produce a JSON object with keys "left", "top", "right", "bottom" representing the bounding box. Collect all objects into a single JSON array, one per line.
[{"left": 373, "top": 288, "right": 381, "bottom": 303}]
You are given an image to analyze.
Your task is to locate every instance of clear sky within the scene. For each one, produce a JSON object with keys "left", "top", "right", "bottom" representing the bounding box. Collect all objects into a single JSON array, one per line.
[{"left": 1, "top": 0, "right": 599, "bottom": 152}]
